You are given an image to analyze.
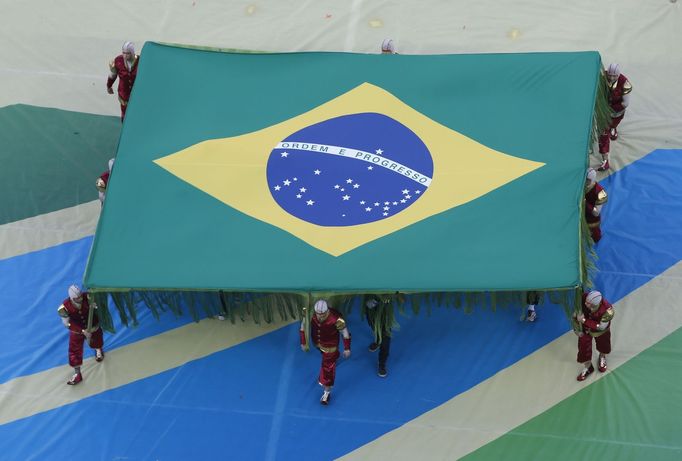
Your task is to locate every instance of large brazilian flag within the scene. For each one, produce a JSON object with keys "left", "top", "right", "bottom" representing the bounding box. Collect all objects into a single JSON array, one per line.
[{"left": 84, "top": 43, "right": 604, "bottom": 329}]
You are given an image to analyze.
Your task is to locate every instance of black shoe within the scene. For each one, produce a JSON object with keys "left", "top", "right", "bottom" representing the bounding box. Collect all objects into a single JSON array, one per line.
[
  {"left": 377, "top": 365, "right": 388, "bottom": 378},
  {"left": 368, "top": 342, "right": 379, "bottom": 352}
]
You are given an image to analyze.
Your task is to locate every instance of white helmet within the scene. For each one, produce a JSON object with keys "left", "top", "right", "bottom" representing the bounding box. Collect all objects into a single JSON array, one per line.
[
  {"left": 607, "top": 63, "right": 620, "bottom": 77},
  {"left": 313, "top": 299, "right": 329, "bottom": 314},
  {"left": 585, "top": 290, "right": 602, "bottom": 308},
  {"left": 68, "top": 285, "right": 82, "bottom": 301},
  {"left": 122, "top": 41, "right": 135, "bottom": 54},
  {"left": 586, "top": 168, "right": 597, "bottom": 184},
  {"left": 381, "top": 39, "right": 395, "bottom": 54}
]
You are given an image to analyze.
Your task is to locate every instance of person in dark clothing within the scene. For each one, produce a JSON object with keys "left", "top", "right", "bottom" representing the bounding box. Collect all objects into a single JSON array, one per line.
[{"left": 364, "top": 294, "right": 392, "bottom": 378}]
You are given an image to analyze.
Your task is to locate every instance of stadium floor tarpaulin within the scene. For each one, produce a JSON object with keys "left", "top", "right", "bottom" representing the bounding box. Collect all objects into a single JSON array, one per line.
[{"left": 1, "top": 1, "right": 681, "bottom": 459}]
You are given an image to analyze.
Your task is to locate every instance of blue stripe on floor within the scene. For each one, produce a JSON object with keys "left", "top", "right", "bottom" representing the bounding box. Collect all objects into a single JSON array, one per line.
[{"left": 595, "top": 149, "right": 682, "bottom": 301}]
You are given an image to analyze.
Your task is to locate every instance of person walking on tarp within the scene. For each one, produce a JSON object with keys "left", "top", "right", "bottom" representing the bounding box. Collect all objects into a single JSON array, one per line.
[
  {"left": 597, "top": 63, "right": 632, "bottom": 171},
  {"left": 58, "top": 285, "right": 105, "bottom": 385},
  {"left": 300, "top": 300, "right": 351, "bottom": 405},
  {"left": 364, "top": 294, "right": 392, "bottom": 377},
  {"left": 585, "top": 167, "right": 608, "bottom": 243},
  {"left": 574, "top": 290, "right": 614, "bottom": 382},
  {"left": 96, "top": 158, "right": 115, "bottom": 205},
  {"left": 107, "top": 41, "right": 139, "bottom": 121}
]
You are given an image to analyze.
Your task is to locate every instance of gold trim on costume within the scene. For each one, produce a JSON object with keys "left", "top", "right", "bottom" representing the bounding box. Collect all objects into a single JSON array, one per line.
[
  {"left": 57, "top": 305, "right": 69, "bottom": 318},
  {"left": 588, "top": 221, "right": 601, "bottom": 228},
  {"left": 609, "top": 78, "right": 632, "bottom": 94},
  {"left": 596, "top": 189, "right": 608, "bottom": 205},
  {"left": 623, "top": 80, "right": 632, "bottom": 94},
  {"left": 335, "top": 318, "right": 346, "bottom": 330},
  {"left": 601, "top": 307, "right": 615, "bottom": 323},
  {"left": 318, "top": 345, "right": 338, "bottom": 353}
]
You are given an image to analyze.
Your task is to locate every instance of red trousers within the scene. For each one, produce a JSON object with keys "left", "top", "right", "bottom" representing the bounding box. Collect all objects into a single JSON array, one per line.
[
  {"left": 599, "top": 131, "right": 610, "bottom": 154},
  {"left": 68, "top": 328, "right": 104, "bottom": 367},
  {"left": 318, "top": 350, "right": 340, "bottom": 387},
  {"left": 598, "top": 114, "right": 624, "bottom": 154},
  {"left": 577, "top": 330, "right": 611, "bottom": 363},
  {"left": 590, "top": 225, "right": 602, "bottom": 243},
  {"left": 119, "top": 100, "right": 128, "bottom": 121}
]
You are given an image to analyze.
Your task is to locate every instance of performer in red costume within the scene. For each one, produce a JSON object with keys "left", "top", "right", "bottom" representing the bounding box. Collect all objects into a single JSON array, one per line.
[
  {"left": 57, "top": 285, "right": 105, "bottom": 385},
  {"left": 95, "top": 158, "right": 115, "bottom": 205},
  {"left": 585, "top": 167, "right": 608, "bottom": 243},
  {"left": 107, "top": 41, "right": 139, "bottom": 121},
  {"left": 300, "top": 299, "right": 351, "bottom": 405},
  {"left": 598, "top": 63, "right": 632, "bottom": 171},
  {"left": 574, "top": 290, "right": 614, "bottom": 382}
]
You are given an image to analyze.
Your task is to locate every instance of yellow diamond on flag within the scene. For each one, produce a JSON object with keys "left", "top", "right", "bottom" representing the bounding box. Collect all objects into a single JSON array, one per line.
[{"left": 154, "top": 83, "right": 543, "bottom": 256}]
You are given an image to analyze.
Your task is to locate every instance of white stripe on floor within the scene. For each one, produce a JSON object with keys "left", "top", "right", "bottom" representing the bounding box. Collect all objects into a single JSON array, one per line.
[{"left": 0, "top": 200, "right": 100, "bottom": 260}]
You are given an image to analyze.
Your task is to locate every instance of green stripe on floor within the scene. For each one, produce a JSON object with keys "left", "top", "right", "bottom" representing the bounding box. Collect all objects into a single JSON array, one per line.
[
  {"left": 462, "top": 327, "right": 682, "bottom": 461},
  {"left": 0, "top": 104, "right": 120, "bottom": 224}
]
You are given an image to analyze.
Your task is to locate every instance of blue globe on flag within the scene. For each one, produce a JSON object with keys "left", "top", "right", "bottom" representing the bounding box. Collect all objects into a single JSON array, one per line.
[{"left": 266, "top": 112, "right": 434, "bottom": 227}]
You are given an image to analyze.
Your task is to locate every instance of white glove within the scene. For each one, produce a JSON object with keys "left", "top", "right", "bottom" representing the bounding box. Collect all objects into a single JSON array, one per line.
[
  {"left": 591, "top": 207, "right": 600, "bottom": 217},
  {"left": 82, "top": 329, "right": 92, "bottom": 339},
  {"left": 576, "top": 313, "right": 585, "bottom": 323}
]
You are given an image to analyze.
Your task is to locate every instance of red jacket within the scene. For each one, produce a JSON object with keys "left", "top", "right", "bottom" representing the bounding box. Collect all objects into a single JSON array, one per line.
[
  {"left": 608, "top": 73, "right": 630, "bottom": 113},
  {"left": 59, "top": 294, "right": 100, "bottom": 334},
  {"left": 580, "top": 293, "right": 614, "bottom": 337},
  {"left": 107, "top": 55, "right": 139, "bottom": 102},
  {"left": 585, "top": 182, "right": 607, "bottom": 227},
  {"left": 311, "top": 309, "right": 347, "bottom": 352},
  {"left": 96, "top": 171, "right": 110, "bottom": 192}
]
